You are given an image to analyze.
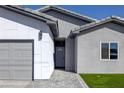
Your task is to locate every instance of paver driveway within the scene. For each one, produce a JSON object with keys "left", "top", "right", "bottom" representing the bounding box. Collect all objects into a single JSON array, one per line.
[{"left": 0, "top": 69, "right": 86, "bottom": 88}]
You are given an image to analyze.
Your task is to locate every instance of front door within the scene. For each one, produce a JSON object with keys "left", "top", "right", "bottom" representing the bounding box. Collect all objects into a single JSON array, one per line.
[
  {"left": 55, "top": 47, "right": 65, "bottom": 68},
  {"left": 55, "top": 40, "right": 65, "bottom": 68}
]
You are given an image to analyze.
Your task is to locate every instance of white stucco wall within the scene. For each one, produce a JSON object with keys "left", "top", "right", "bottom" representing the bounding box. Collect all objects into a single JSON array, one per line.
[
  {"left": 0, "top": 7, "right": 55, "bottom": 79},
  {"left": 41, "top": 30, "right": 54, "bottom": 79}
]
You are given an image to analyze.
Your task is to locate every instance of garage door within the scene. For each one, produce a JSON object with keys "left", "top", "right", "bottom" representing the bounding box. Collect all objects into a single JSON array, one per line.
[{"left": 0, "top": 40, "right": 33, "bottom": 80}]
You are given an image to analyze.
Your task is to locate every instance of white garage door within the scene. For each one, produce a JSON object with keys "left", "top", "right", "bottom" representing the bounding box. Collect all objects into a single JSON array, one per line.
[{"left": 0, "top": 40, "right": 33, "bottom": 80}]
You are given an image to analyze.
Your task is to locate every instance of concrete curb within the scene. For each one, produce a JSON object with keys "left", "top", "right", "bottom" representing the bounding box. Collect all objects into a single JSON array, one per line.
[{"left": 76, "top": 74, "right": 89, "bottom": 88}]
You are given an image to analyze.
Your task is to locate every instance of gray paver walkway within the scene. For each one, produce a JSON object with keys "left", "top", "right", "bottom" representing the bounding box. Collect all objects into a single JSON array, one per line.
[{"left": 0, "top": 69, "right": 87, "bottom": 88}]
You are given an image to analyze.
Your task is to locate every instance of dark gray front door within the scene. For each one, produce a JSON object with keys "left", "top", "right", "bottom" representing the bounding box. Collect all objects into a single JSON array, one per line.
[{"left": 55, "top": 47, "right": 65, "bottom": 68}]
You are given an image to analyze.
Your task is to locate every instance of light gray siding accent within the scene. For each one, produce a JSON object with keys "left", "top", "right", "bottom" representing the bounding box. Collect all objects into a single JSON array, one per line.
[
  {"left": 0, "top": 41, "right": 33, "bottom": 80},
  {"left": 76, "top": 22, "right": 124, "bottom": 73}
]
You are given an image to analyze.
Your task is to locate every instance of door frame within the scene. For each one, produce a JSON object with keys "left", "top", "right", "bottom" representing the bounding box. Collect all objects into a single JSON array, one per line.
[
  {"left": 0, "top": 39, "right": 34, "bottom": 80},
  {"left": 55, "top": 39, "right": 65, "bottom": 69}
]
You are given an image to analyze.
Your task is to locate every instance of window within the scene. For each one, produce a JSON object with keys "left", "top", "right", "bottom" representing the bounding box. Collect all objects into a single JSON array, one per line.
[
  {"left": 110, "top": 43, "right": 118, "bottom": 59},
  {"left": 101, "top": 42, "right": 118, "bottom": 60},
  {"left": 101, "top": 43, "right": 109, "bottom": 59}
]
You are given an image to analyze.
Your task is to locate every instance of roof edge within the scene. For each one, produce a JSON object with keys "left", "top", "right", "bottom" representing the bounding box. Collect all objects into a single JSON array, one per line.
[
  {"left": 71, "top": 16, "right": 124, "bottom": 36},
  {"left": 0, "top": 5, "right": 59, "bottom": 37},
  {"left": 37, "top": 5, "right": 97, "bottom": 23}
]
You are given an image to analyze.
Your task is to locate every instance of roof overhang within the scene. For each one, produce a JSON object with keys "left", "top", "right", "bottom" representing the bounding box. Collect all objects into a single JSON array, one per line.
[
  {"left": 71, "top": 16, "right": 124, "bottom": 37},
  {"left": 37, "top": 5, "right": 97, "bottom": 23},
  {"left": 0, "top": 5, "right": 59, "bottom": 37},
  {"left": 46, "top": 20, "right": 59, "bottom": 37}
]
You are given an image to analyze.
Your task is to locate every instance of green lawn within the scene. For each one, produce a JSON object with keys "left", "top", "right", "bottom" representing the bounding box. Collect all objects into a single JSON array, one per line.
[{"left": 80, "top": 74, "right": 124, "bottom": 88}]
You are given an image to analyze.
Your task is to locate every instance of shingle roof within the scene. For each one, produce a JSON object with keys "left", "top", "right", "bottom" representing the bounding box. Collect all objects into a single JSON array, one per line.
[
  {"left": 71, "top": 16, "right": 124, "bottom": 35},
  {"left": 37, "top": 5, "right": 97, "bottom": 23}
]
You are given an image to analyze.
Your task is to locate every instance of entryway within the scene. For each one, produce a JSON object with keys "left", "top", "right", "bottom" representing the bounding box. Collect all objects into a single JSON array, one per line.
[{"left": 55, "top": 40, "right": 65, "bottom": 69}]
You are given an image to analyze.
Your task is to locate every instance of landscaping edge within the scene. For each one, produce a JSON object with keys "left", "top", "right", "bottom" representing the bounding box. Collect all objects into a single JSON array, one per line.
[{"left": 76, "top": 74, "right": 89, "bottom": 88}]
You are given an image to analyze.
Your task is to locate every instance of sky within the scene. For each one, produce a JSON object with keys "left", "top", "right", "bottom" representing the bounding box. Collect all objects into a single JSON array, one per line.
[{"left": 24, "top": 5, "right": 124, "bottom": 20}]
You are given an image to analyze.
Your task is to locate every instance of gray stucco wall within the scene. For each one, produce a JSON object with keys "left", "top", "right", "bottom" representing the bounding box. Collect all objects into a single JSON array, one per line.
[
  {"left": 65, "top": 37, "right": 75, "bottom": 71},
  {"left": 76, "top": 22, "right": 124, "bottom": 73},
  {"left": 42, "top": 10, "right": 88, "bottom": 38}
]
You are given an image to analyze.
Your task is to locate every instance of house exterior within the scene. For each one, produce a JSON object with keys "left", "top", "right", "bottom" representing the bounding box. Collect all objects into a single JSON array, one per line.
[{"left": 0, "top": 5, "right": 124, "bottom": 80}]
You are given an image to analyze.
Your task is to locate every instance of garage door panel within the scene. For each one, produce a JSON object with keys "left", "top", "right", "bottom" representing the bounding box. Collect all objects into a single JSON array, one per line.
[
  {"left": 0, "top": 60, "right": 9, "bottom": 65},
  {"left": 0, "top": 41, "right": 33, "bottom": 80},
  {"left": 13, "top": 50, "right": 32, "bottom": 59},
  {"left": 10, "top": 65, "right": 32, "bottom": 70},
  {"left": 0, "top": 50, "right": 9, "bottom": 59},
  {"left": 0, "top": 70, "right": 10, "bottom": 79},
  {"left": 12, "top": 43, "right": 32, "bottom": 49},
  {"left": 10, "top": 60, "right": 32, "bottom": 65},
  {"left": 0, "top": 66, "right": 9, "bottom": 70},
  {"left": 0, "top": 43, "right": 9, "bottom": 49},
  {"left": 13, "top": 70, "right": 32, "bottom": 80}
]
